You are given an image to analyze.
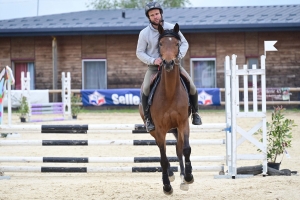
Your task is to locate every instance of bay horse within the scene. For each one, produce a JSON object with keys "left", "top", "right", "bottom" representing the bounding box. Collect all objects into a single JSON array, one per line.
[{"left": 139, "top": 23, "right": 194, "bottom": 195}]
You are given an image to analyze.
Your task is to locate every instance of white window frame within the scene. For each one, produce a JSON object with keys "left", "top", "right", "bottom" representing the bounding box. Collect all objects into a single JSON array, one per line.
[
  {"left": 190, "top": 58, "right": 217, "bottom": 88},
  {"left": 82, "top": 59, "right": 107, "bottom": 89}
]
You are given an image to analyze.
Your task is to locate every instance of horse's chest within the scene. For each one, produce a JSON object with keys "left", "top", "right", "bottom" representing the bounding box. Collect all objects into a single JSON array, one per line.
[{"left": 161, "top": 110, "right": 185, "bottom": 125}]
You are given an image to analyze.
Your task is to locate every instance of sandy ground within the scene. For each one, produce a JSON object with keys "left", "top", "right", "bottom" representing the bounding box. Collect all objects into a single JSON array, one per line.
[{"left": 0, "top": 110, "right": 299, "bottom": 200}]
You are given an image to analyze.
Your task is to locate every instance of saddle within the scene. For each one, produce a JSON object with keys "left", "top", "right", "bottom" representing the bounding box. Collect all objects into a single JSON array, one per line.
[{"left": 147, "top": 70, "right": 190, "bottom": 106}]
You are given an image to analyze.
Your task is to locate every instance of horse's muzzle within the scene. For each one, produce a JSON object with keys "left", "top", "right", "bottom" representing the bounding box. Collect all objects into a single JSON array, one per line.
[{"left": 162, "top": 59, "right": 174, "bottom": 72}]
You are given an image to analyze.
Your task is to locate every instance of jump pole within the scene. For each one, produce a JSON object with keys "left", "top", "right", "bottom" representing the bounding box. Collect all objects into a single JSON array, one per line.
[
  {"left": 0, "top": 139, "right": 225, "bottom": 146},
  {"left": 0, "top": 123, "right": 227, "bottom": 132},
  {"left": 0, "top": 156, "right": 225, "bottom": 163},
  {"left": 0, "top": 166, "right": 224, "bottom": 173}
]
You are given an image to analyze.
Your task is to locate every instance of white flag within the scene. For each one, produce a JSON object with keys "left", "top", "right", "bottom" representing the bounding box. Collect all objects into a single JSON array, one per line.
[{"left": 264, "top": 41, "right": 277, "bottom": 56}]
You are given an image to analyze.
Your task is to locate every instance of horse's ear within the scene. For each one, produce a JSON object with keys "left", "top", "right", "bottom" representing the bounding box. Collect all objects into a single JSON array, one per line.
[
  {"left": 158, "top": 24, "right": 164, "bottom": 35},
  {"left": 174, "top": 23, "right": 179, "bottom": 33}
]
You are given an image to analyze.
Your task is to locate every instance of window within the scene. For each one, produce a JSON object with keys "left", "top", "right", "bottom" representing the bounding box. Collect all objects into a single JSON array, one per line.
[
  {"left": 247, "top": 58, "right": 259, "bottom": 87},
  {"left": 13, "top": 62, "right": 35, "bottom": 90},
  {"left": 190, "top": 58, "right": 216, "bottom": 88},
  {"left": 82, "top": 59, "right": 107, "bottom": 89}
]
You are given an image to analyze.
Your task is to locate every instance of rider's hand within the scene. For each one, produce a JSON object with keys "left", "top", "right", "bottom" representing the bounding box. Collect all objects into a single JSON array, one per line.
[{"left": 154, "top": 57, "right": 162, "bottom": 66}]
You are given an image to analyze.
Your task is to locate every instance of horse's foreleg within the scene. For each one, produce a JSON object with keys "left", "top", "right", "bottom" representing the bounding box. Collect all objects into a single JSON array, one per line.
[
  {"left": 183, "top": 134, "right": 194, "bottom": 184},
  {"left": 158, "top": 142, "right": 173, "bottom": 195}
]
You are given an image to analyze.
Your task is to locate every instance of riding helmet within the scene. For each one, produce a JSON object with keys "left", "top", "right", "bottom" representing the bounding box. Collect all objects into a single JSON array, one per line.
[{"left": 145, "top": 2, "right": 163, "bottom": 18}]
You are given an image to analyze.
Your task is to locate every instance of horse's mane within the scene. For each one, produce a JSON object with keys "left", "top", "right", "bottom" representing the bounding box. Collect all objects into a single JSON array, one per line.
[{"left": 158, "top": 29, "right": 181, "bottom": 42}]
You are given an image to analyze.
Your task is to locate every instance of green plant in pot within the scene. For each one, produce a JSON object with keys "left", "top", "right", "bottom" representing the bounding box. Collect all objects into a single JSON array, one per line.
[
  {"left": 256, "top": 106, "right": 297, "bottom": 170},
  {"left": 71, "top": 95, "right": 81, "bottom": 119},
  {"left": 18, "top": 96, "right": 29, "bottom": 122}
]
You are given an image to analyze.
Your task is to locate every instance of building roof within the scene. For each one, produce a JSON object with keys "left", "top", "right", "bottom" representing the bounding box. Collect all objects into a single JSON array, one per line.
[{"left": 0, "top": 4, "right": 300, "bottom": 36}]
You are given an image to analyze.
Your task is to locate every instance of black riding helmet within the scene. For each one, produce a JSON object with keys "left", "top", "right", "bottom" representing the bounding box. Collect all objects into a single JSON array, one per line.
[{"left": 145, "top": 1, "right": 163, "bottom": 18}]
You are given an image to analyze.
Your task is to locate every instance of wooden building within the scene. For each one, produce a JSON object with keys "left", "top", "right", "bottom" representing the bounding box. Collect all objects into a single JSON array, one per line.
[{"left": 0, "top": 5, "right": 299, "bottom": 100}]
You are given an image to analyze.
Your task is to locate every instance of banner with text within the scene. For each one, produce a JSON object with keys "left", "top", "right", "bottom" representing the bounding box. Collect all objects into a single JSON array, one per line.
[
  {"left": 258, "top": 88, "right": 290, "bottom": 101},
  {"left": 81, "top": 88, "right": 220, "bottom": 106}
]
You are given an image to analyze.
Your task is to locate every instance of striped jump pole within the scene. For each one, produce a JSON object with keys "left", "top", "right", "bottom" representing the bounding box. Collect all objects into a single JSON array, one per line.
[
  {"left": 29, "top": 118, "right": 66, "bottom": 123},
  {"left": 29, "top": 103, "right": 66, "bottom": 121},
  {"left": 31, "top": 103, "right": 64, "bottom": 115},
  {"left": 0, "top": 165, "right": 224, "bottom": 173},
  {"left": 0, "top": 156, "right": 225, "bottom": 163},
  {"left": 0, "top": 139, "right": 225, "bottom": 146},
  {"left": 0, "top": 123, "right": 227, "bottom": 133}
]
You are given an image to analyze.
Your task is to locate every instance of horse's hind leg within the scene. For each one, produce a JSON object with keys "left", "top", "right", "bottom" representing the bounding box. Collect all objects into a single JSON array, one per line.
[
  {"left": 156, "top": 137, "right": 173, "bottom": 195},
  {"left": 174, "top": 128, "right": 189, "bottom": 191},
  {"left": 167, "top": 129, "right": 178, "bottom": 182},
  {"left": 183, "top": 134, "right": 194, "bottom": 184}
]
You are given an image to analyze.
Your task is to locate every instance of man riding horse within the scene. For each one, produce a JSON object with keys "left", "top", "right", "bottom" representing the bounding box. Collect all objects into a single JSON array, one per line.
[{"left": 136, "top": 1, "right": 202, "bottom": 132}]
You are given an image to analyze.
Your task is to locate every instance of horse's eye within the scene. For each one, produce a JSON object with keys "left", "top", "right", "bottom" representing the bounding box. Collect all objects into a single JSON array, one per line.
[
  {"left": 159, "top": 43, "right": 162, "bottom": 46},
  {"left": 176, "top": 43, "right": 179, "bottom": 46}
]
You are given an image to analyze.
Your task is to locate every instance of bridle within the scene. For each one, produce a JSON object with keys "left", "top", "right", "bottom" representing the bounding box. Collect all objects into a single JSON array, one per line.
[{"left": 158, "top": 29, "right": 182, "bottom": 71}]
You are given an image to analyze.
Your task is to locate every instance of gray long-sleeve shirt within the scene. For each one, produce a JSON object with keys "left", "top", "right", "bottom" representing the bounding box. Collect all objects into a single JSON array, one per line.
[{"left": 136, "top": 22, "right": 189, "bottom": 65}]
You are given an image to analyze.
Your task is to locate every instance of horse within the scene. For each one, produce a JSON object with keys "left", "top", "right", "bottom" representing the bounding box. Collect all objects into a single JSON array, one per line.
[{"left": 139, "top": 23, "right": 194, "bottom": 195}]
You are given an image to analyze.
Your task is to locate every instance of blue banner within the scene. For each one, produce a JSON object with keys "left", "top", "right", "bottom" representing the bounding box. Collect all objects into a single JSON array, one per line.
[
  {"left": 81, "top": 89, "right": 141, "bottom": 106},
  {"left": 197, "top": 88, "right": 221, "bottom": 106},
  {"left": 81, "top": 88, "right": 220, "bottom": 106}
]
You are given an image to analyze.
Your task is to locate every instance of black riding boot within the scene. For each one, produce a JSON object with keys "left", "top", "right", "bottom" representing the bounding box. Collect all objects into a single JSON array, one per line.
[
  {"left": 141, "top": 93, "right": 155, "bottom": 132},
  {"left": 189, "top": 92, "right": 202, "bottom": 125}
]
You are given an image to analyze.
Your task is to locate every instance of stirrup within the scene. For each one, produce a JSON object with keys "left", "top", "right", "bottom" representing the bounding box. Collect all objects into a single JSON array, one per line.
[
  {"left": 191, "top": 112, "right": 202, "bottom": 125},
  {"left": 146, "top": 118, "right": 155, "bottom": 132}
]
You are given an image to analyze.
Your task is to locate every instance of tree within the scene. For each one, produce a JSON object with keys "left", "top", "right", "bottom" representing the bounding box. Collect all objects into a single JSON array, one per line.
[{"left": 87, "top": 0, "right": 191, "bottom": 9}]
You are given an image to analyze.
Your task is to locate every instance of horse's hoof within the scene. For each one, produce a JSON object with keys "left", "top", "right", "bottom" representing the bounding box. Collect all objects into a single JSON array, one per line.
[
  {"left": 169, "top": 174, "right": 175, "bottom": 182},
  {"left": 184, "top": 174, "right": 194, "bottom": 184},
  {"left": 163, "top": 185, "right": 173, "bottom": 195},
  {"left": 180, "top": 182, "right": 189, "bottom": 191}
]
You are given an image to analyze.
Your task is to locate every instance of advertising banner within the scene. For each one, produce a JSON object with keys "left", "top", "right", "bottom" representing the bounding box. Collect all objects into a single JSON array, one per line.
[
  {"left": 197, "top": 88, "right": 221, "bottom": 106},
  {"left": 257, "top": 88, "right": 290, "bottom": 101},
  {"left": 81, "top": 88, "right": 221, "bottom": 106}
]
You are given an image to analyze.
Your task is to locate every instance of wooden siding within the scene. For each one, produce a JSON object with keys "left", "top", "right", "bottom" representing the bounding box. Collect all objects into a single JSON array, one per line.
[
  {"left": 245, "top": 32, "right": 259, "bottom": 57},
  {"left": 0, "top": 31, "right": 299, "bottom": 91},
  {"left": 0, "top": 37, "right": 11, "bottom": 66},
  {"left": 188, "top": 33, "right": 216, "bottom": 58},
  {"left": 34, "top": 37, "right": 52, "bottom": 89},
  {"left": 259, "top": 31, "right": 300, "bottom": 87},
  {"left": 57, "top": 36, "right": 82, "bottom": 89},
  {"left": 11, "top": 37, "right": 35, "bottom": 59},
  {"left": 82, "top": 35, "right": 107, "bottom": 59},
  {"left": 106, "top": 34, "right": 143, "bottom": 88}
]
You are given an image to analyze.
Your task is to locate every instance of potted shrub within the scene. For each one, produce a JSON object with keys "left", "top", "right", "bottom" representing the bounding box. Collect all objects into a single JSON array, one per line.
[
  {"left": 71, "top": 95, "right": 81, "bottom": 119},
  {"left": 18, "top": 96, "right": 29, "bottom": 122},
  {"left": 256, "top": 106, "right": 297, "bottom": 170}
]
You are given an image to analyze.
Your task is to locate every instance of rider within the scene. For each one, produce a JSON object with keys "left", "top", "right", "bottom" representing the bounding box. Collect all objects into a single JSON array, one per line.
[{"left": 136, "top": 1, "right": 202, "bottom": 132}]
